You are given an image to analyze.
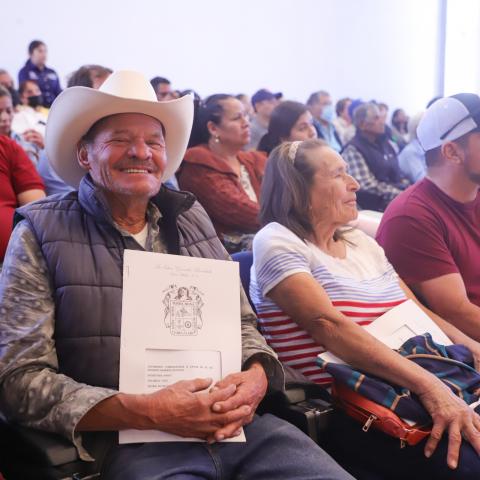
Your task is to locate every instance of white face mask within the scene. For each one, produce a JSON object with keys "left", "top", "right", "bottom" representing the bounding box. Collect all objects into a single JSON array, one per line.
[{"left": 321, "top": 104, "right": 334, "bottom": 122}]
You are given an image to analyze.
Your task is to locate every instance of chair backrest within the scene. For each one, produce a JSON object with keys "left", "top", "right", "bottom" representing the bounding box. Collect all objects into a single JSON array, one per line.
[{"left": 231, "top": 251, "right": 256, "bottom": 313}]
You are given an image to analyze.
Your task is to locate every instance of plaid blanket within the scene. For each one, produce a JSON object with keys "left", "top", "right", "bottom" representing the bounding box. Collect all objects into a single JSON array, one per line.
[{"left": 317, "top": 333, "right": 480, "bottom": 423}]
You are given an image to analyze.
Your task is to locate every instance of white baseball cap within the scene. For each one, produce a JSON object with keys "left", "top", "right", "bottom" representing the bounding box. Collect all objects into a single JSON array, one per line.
[{"left": 417, "top": 93, "right": 480, "bottom": 152}]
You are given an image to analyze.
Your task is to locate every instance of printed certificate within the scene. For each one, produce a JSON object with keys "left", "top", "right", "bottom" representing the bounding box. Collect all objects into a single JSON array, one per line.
[{"left": 119, "top": 250, "right": 244, "bottom": 443}]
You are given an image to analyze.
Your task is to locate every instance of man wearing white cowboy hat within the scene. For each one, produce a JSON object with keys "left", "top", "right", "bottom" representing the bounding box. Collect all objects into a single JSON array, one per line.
[{"left": 0, "top": 70, "right": 352, "bottom": 479}]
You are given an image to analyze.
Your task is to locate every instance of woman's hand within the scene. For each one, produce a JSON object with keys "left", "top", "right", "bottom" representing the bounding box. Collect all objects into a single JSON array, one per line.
[
  {"left": 418, "top": 381, "right": 480, "bottom": 469},
  {"left": 464, "top": 340, "right": 480, "bottom": 371}
]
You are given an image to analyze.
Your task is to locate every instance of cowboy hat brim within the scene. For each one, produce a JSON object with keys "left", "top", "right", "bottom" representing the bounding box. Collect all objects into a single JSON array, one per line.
[{"left": 45, "top": 87, "right": 194, "bottom": 188}]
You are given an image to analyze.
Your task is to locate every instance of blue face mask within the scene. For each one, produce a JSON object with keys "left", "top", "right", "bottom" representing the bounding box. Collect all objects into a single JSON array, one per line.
[{"left": 321, "top": 104, "right": 334, "bottom": 122}]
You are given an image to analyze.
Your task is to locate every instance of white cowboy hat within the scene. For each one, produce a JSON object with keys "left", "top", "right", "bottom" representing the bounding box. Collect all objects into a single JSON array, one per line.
[{"left": 45, "top": 70, "right": 194, "bottom": 188}]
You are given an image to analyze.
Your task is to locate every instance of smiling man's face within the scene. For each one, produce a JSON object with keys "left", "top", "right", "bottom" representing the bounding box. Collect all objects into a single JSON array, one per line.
[{"left": 78, "top": 113, "right": 167, "bottom": 199}]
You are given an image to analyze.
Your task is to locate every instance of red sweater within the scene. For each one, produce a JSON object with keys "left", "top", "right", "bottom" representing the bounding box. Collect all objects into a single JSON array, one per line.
[
  {"left": 0, "top": 136, "right": 45, "bottom": 260},
  {"left": 178, "top": 145, "right": 267, "bottom": 236}
]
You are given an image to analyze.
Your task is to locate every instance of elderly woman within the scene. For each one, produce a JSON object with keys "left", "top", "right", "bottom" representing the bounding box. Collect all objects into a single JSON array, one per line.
[
  {"left": 250, "top": 138, "right": 480, "bottom": 478},
  {"left": 178, "top": 94, "right": 266, "bottom": 253},
  {"left": 258, "top": 100, "right": 317, "bottom": 154}
]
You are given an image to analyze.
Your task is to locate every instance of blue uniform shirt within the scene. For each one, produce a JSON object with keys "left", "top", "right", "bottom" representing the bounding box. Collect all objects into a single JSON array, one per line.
[{"left": 18, "top": 60, "right": 62, "bottom": 107}]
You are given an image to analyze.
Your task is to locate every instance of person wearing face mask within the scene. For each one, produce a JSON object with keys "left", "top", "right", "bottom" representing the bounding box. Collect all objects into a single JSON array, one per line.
[
  {"left": 11, "top": 80, "right": 48, "bottom": 151},
  {"left": 306, "top": 91, "right": 342, "bottom": 152},
  {"left": 18, "top": 40, "right": 62, "bottom": 108}
]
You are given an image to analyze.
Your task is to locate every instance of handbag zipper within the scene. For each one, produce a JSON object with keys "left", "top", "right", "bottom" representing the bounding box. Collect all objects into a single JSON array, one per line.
[{"left": 362, "top": 414, "right": 377, "bottom": 432}]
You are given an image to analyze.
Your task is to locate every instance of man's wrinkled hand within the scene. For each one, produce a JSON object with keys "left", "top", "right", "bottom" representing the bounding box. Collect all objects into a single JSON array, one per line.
[
  {"left": 142, "top": 377, "right": 244, "bottom": 439},
  {"left": 207, "top": 362, "right": 268, "bottom": 442}
]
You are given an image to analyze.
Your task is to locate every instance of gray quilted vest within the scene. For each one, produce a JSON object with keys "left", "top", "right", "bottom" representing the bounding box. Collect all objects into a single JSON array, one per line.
[{"left": 16, "top": 175, "right": 228, "bottom": 389}]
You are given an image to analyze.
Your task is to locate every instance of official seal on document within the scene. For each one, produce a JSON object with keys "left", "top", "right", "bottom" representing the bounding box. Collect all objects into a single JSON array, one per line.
[{"left": 163, "top": 285, "right": 204, "bottom": 336}]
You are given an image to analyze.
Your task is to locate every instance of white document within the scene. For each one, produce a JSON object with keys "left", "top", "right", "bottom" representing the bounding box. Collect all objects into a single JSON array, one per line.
[
  {"left": 319, "top": 299, "right": 452, "bottom": 365},
  {"left": 119, "top": 250, "right": 245, "bottom": 444},
  {"left": 145, "top": 349, "right": 221, "bottom": 392}
]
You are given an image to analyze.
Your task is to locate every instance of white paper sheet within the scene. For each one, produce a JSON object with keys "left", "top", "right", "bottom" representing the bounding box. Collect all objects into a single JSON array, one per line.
[
  {"left": 318, "top": 299, "right": 453, "bottom": 365},
  {"left": 145, "top": 349, "right": 222, "bottom": 392},
  {"left": 119, "top": 250, "right": 245, "bottom": 444}
]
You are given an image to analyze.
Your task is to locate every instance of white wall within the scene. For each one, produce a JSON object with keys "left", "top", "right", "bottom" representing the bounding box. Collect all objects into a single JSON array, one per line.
[
  {"left": 2, "top": 0, "right": 442, "bottom": 115},
  {"left": 444, "top": 0, "right": 480, "bottom": 96}
]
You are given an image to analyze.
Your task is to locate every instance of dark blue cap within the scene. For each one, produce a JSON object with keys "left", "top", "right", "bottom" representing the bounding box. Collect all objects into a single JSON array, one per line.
[
  {"left": 251, "top": 89, "right": 282, "bottom": 106},
  {"left": 348, "top": 98, "right": 364, "bottom": 120}
]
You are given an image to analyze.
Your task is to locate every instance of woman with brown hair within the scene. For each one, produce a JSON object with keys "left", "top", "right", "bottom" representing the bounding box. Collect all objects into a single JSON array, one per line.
[
  {"left": 250, "top": 138, "right": 480, "bottom": 478},
  {"left": 178, "top": 94, "right": 266, "bottom": 253},
  {"left": 257, "top": 100, "right": 317, "bottom": 154}
]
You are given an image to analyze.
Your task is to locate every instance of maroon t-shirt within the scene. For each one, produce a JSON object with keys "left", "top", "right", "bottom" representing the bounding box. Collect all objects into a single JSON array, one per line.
[
  {"left": 376, "top": 177, "right": 480, "bottom": 306},
  {"left": 0, "top": 136, "right": 44, "bottom": 260}
]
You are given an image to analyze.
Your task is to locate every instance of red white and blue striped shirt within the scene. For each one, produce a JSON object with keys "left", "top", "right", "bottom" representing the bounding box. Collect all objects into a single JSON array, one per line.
[{"left": 251, "top": 223, "right": 407, "bottom": 385}]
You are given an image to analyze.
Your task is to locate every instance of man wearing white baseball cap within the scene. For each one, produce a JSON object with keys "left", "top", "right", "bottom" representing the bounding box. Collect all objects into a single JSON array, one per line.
[
  {"left": 0, "top": 70, "right": 352, "bottom": 479},
  {"left": 377, "top": 93, "right": 480, "bottom": 341}
]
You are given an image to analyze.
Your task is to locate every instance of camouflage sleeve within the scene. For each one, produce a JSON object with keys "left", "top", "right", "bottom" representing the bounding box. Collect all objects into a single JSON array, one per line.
[
  {"left": 0, "top": 221, "right": 117, "bottom": 461},
  {"left": 240, "top": 287, "right": 285, "bottom": 391}
]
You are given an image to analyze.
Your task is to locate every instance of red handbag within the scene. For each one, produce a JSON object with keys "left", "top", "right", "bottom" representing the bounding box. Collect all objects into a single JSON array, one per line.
[{"left": 331, "top": 382, "right": 431, "bottom": 447}]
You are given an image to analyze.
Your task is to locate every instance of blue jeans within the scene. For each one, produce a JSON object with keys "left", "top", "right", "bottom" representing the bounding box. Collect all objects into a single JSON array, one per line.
[{"left": 101, "top": 414, "right": 354, "bottom": 479}]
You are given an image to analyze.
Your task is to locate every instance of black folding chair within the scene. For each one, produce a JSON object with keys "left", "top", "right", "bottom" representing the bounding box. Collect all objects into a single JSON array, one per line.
[{"left": 0, "top": 414, "right": 100, "bottom": 480}]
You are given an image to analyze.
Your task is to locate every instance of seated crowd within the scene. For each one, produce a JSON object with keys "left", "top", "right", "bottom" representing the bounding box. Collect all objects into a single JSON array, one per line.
[{"left": 1, "top": 39, "right": 480, "bottom": 480}]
